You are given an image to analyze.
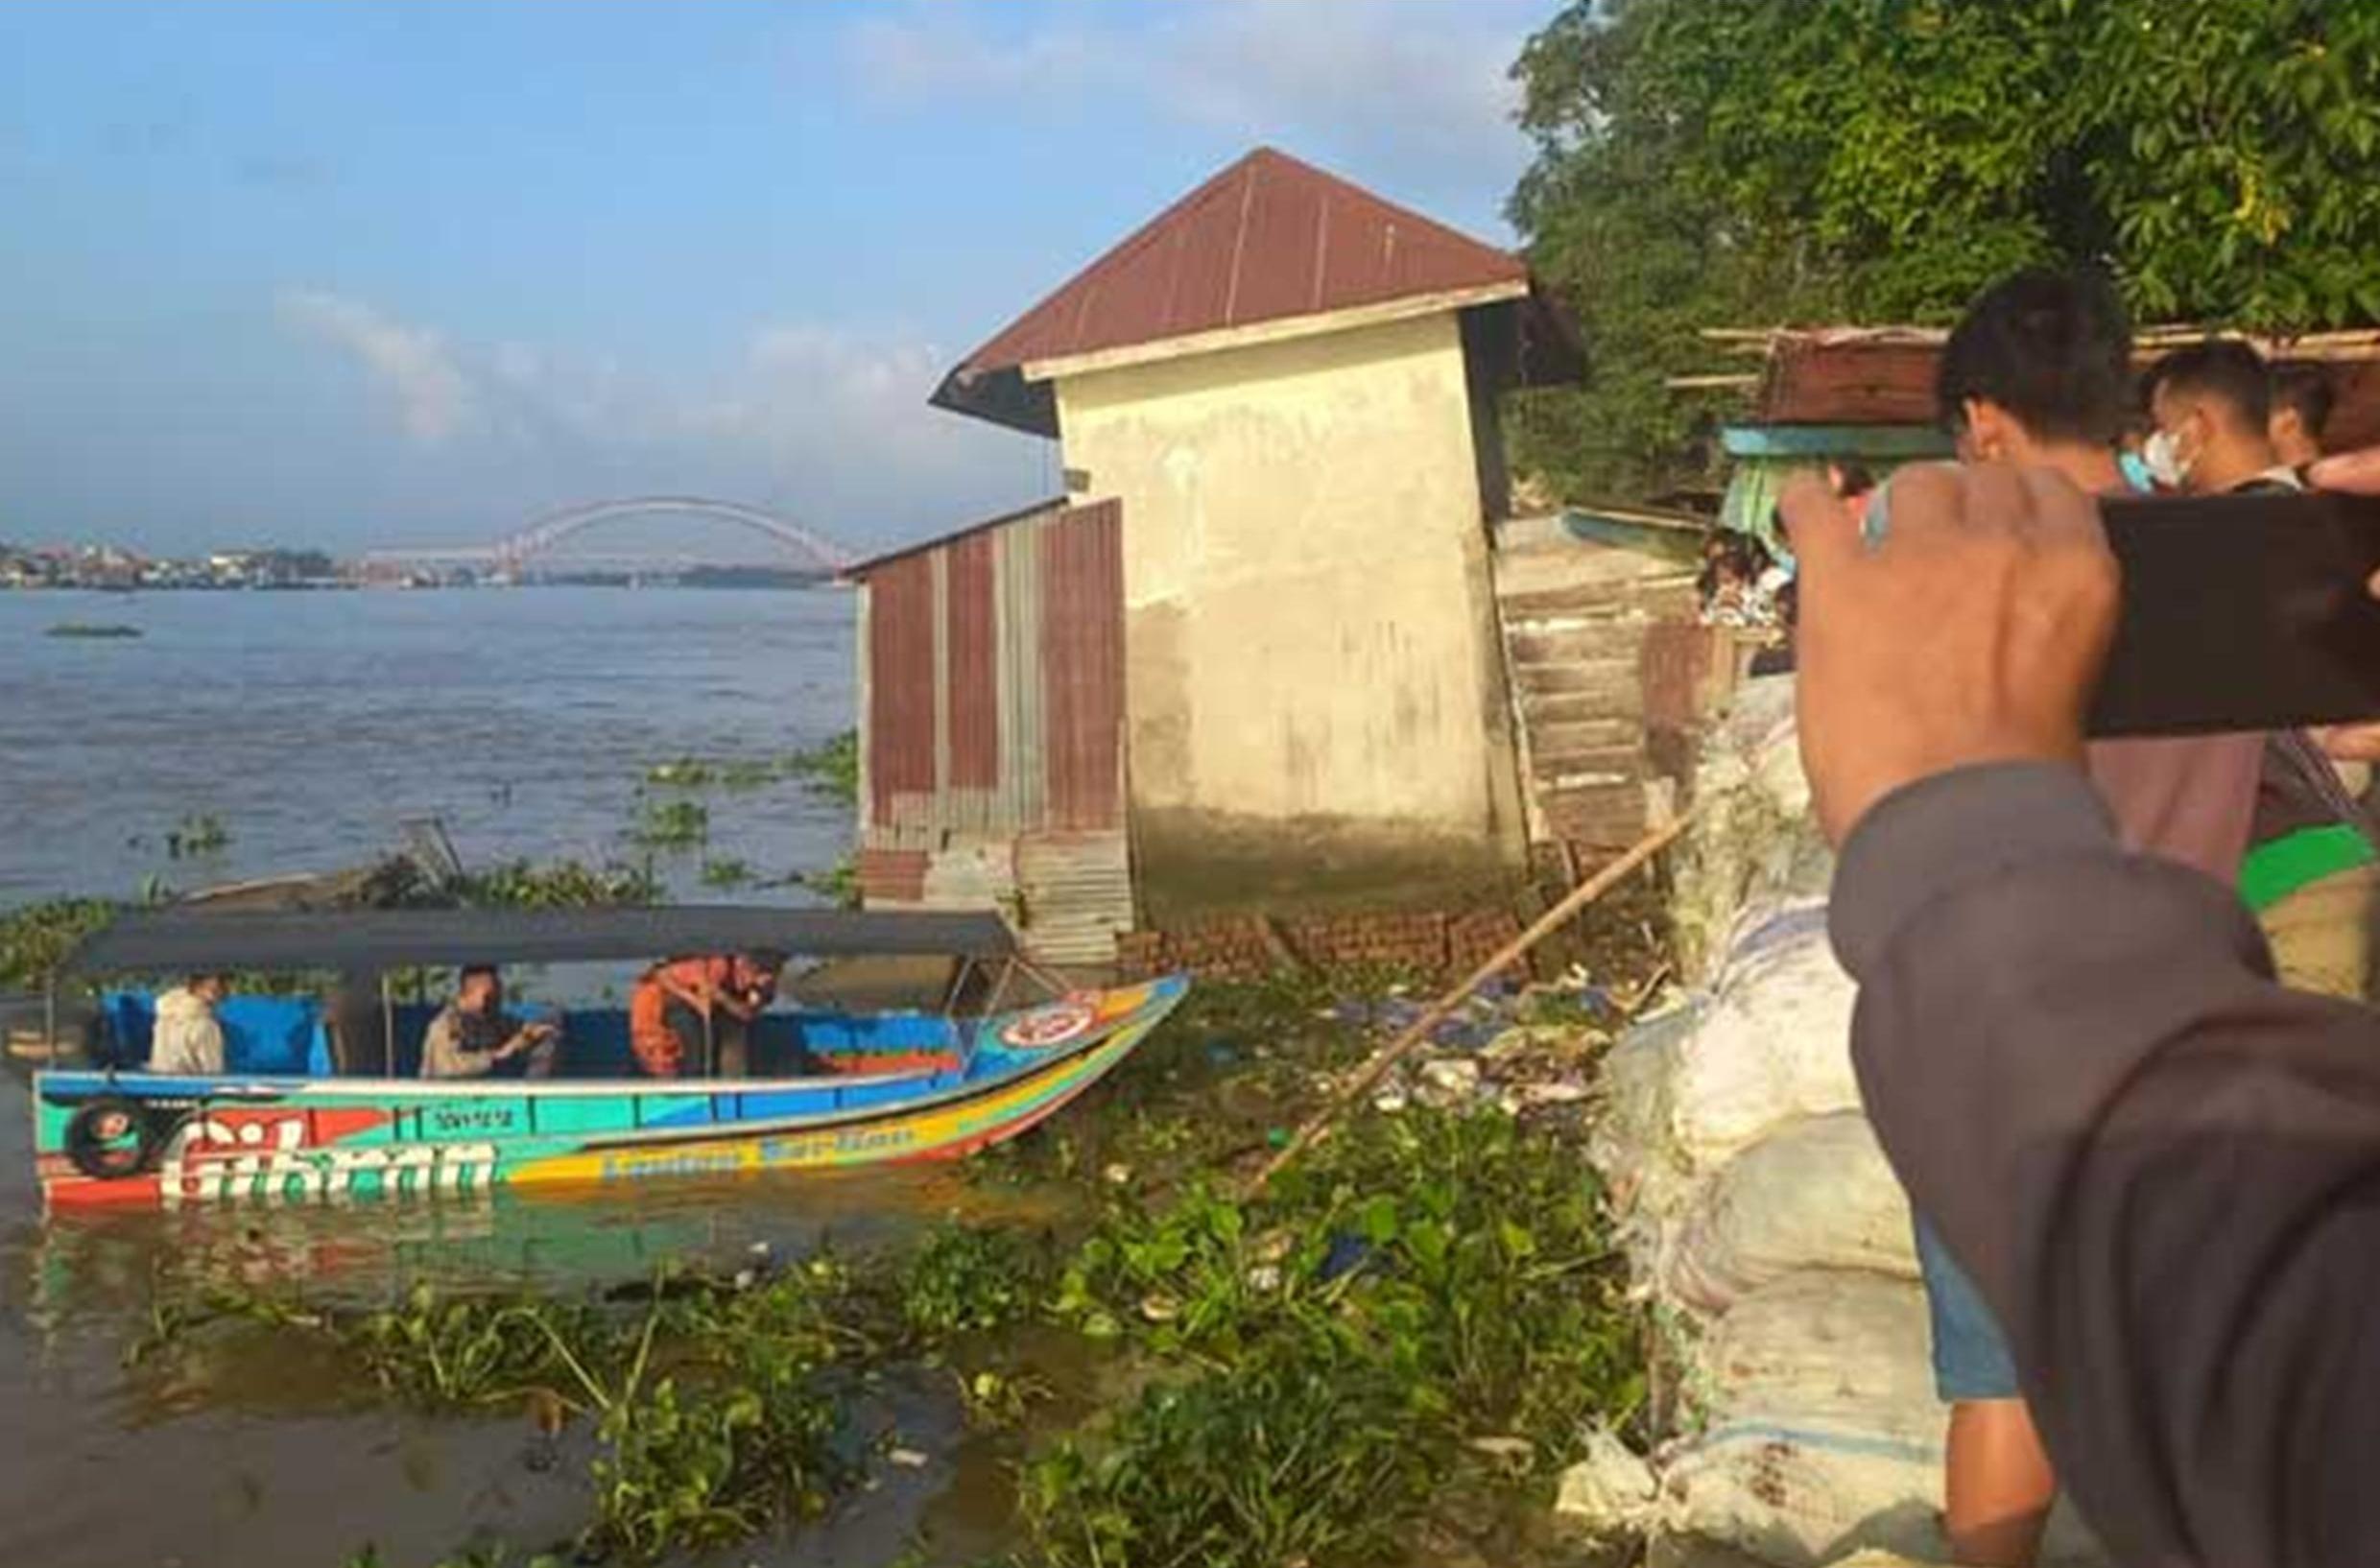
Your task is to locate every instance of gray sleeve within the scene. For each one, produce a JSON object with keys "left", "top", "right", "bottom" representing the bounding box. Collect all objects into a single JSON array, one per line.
[{"left": 1832, "top": 760, "right": 2380, "bottom": 1568}]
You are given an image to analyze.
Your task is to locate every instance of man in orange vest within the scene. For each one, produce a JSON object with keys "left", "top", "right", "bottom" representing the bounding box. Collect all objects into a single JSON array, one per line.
[{"left": 628, "top": 953, "right": 781, "bottom": 1078}]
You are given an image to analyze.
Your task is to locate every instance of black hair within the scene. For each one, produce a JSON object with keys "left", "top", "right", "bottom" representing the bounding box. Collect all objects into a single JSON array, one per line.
[
  {"left": 459, "top": 964, "right": 500, "bottom": 988},
  {"left": 1935, "top": 268, "right": 2133, "bottom": 445},
  {"left": 2143, "top": 339, "right": 2273, "bottom": 431},
  {"left": 2273, "top": 364, "right": 2337, "bottom": 439},
  {"left": 1832, "top": 462, "right": 1876, "bottom": 499}
]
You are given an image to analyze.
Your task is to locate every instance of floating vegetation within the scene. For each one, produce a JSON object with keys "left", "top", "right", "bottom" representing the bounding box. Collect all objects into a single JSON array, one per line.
[
  {"left": 782, "top": 730, "right": 859, "bottom": 807},
  {"left": 147, "top": 1237, "right": 1044, "bottom": 1565},
  {"left": 643, "top": 757, "right": 718, "bottom": 788},
  {"left": 631, "top": 799, "right": 708, "bottom": 850},
  {"left": 639, "top": 731, "right": 857, "bottom": 804},
  {"left": 0, "top": 897, "right": 116, "bottom": 992},
  {"left": 134, "top": 970, "right": 1651, "bottom": 1568},
  {"left": 163, "top": 813, "right": 229, "bottom": 860},
  {"left": 44, "top": 621, "right": 142, "bottom": 639},
  {"left": 799, "top": 852, "right": 862, "bottom": 910},
  {"left": 698, "top": 857, "right": 751, "bottom": 890},
  {"left": 454, "top": 858, "right": 662, "bottom": 909}
]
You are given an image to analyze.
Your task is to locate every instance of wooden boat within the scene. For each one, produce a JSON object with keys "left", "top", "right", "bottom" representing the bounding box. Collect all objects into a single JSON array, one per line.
[{"left": 29, "top": 906, "right": 1186, "bottom": 1210}]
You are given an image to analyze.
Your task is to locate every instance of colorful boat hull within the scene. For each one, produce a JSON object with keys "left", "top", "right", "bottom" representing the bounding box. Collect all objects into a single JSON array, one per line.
[{"left": 31, "top": 979, "right": 1185, "bottom": 1210}]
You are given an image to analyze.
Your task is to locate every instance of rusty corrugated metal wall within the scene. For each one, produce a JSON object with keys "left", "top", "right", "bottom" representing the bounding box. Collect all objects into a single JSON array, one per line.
[
  {"left": 853, "top": 500, "right": 1132, "bottom": 970},
  {"left": 1039, "top": 498, "right": 1124, "bottom": 831}
]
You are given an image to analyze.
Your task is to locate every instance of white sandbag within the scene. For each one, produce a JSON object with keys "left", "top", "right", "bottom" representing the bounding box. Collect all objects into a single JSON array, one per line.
[
  {"left": 1668, "top": 1113, "right": 1917, "bottom": 1314},
  {"left": 1668, "top": 679, "right": 1829, "bottom": 984},
  {"left": 1663, "top": 1272, "right": 2108, "bottom": 1568},
  {"left": 1664, "top": 904, "right": 1863, "bottom": 1171},
  {"left": 1661, "top": 1271, "right": 1944, "bottom": 1565},
  {"left": 1590, "top": 996, "right": 1706, "bottom": 1251},
  {"left": 1692, "top": 1271, "right": 1940, "bottom": 1443}
]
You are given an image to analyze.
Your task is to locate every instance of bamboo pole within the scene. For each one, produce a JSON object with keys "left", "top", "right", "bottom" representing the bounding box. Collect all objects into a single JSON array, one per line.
[{"left": 1246, "top": 809, "right": 1699, "bottom": 1197}]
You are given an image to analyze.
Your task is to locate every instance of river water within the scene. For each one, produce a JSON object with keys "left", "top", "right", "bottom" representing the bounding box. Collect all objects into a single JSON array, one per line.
[
  {"left": 0, "top": 585, "right": 858, "bottom": 903},
  {"left": 0, "top": 586, "right": 1037, "bottom": 1566}
]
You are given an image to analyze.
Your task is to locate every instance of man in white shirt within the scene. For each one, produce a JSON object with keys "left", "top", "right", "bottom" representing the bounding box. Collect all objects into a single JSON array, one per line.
[{"left": 149, "top": 974, "right": 227, "bottom": 1076}]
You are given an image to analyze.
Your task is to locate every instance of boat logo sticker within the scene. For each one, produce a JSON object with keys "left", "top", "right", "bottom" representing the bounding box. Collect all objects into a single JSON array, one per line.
[{"left": 1001, "top": 1001, "right": 1095, "bottom": 1050}]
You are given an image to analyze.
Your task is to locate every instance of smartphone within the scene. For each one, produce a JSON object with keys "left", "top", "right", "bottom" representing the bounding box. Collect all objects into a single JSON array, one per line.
[{"left": 2088, "top": 488, "right": 2380, "bottom": 737}]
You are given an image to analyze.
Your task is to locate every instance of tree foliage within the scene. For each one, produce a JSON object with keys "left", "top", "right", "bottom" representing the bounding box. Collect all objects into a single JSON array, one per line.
[{"left": 1510, "top": 0, "right": 2380, "bottom": 500}]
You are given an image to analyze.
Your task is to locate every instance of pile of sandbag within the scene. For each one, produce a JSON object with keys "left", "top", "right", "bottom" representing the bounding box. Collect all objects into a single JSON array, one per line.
[{"left": 1574, "top": 679, "right": 2102, "bottom": 1566}]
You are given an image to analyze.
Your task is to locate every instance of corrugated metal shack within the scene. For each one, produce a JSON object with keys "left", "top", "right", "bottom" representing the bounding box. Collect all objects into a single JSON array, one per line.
[{"left": 845, "top": 498, "right": 1133, "bottom": 969}]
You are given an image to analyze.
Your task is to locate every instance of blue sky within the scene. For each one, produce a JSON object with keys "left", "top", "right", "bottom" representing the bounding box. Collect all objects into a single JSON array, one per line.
[{"left": 0, "top": 0, "right": 1559, "bottom": 558}]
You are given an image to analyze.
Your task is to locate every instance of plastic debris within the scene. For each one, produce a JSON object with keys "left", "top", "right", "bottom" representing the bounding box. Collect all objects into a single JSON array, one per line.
[
  {"left": 1416, "top": 1057, "right": 1482, "bottom": 1106},
  {"left": 1553, "top": 1426, "right": 1658, "bottom": 1536}
]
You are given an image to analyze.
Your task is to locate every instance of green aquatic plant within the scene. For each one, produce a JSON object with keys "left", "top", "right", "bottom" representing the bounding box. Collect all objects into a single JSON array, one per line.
[
  {"left": 154, "top": 1266, "right": 870, "bottom": 1565},
  {"left": 783, "top": 729, "right": 859, "bottom": 807},
  {"left": 645, "top": 748, "right": 830, "bottom": 795},
  {"left": 630, "top": 798, "right": 708, "bottom": 850},
  {"left": 643, "top": 756, "right": 715, "bottom": 788},
  {"left": 1018, "top": 1335, "right": 1441, "bottom": 1568},
  {"left": 894, "top": 1225, "right": 1046, "bottom": 1344},
  {"left": 698, "top": 856, "right": 751, "bottom": 890},
  {"left": 141, "top": 976, "right": 1650, "bottom": 1568},
  {"left": 1022, "top": 1107, "right": 1644, "bottom": 1566},
  {"left": 453, "top": 858, "right": 661, "bottom": 909},
  {"left": 800, "top": 852, "right": 862, "bottom": 910},
  {"left": 0, "top": 896, "right": 116, "bottom": 992},
  {"left": 164, "top": 813, "right": 229, "bottom": 860}
]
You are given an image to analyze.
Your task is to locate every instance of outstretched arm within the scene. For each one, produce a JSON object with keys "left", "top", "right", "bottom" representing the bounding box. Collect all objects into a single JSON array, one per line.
[{"left": 1792, "top": 462, "right": 2380, "bottom": 1568}]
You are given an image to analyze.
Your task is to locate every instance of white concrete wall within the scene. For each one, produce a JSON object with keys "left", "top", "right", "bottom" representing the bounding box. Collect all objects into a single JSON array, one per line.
[{"left": 1051, "top": 309, "right": 1524, "bottom": 910}]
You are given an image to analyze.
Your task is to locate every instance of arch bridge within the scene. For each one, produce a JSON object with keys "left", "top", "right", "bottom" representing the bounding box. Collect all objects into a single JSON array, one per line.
[{"left": 364, "top": 496, "right": 857, "bottom": 574}]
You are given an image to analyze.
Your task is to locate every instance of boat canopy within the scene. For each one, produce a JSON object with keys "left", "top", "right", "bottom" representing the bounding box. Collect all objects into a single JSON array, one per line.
[{"left": 63, "top": 905, "right": 1017, "bottom": 976}]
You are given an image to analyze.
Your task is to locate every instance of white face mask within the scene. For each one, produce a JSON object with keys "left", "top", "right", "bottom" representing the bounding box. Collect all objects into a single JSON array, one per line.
[{"left": 2141, "top": 427, "right": 2191, "bottom": 489}]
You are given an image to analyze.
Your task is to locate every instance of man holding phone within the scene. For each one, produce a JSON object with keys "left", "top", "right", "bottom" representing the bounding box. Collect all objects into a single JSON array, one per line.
[
  {"left": 418, "top": 964, "right": 559, "bottom": 1080},
  {"left": 1912, "top": 269, "right": 2274, "bottom": 1566}
]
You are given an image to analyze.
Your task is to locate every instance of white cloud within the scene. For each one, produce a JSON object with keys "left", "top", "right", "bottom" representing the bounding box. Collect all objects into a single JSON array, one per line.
[
  {"left": 274, "top": 290, "right": 1041, "bottom": 551},
  {"left": 277, "top": 289, "right": 480, "bottom": 444},
  {"left": 845, "top": 0, "right": 1540, "bottom": 194}
]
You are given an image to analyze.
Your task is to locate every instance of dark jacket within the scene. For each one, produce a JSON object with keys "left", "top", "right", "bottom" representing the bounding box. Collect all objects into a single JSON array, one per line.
[{"left": 1833, "top": 762, "right": 2380, "bottom": 1568}]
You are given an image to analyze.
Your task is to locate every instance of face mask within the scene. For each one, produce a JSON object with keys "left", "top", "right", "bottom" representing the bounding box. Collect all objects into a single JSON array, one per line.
[
  {"left": 2116, "top": 449, "right": 2157, "bottom": 493},
  {"left": 2142, "top": 428, "right": 2191, "bottom": 489}
]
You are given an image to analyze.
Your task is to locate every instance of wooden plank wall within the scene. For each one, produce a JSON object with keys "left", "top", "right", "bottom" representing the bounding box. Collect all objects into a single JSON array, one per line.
[{"left": 1492, "top": 537, "right": 1707, "bottom": 866}]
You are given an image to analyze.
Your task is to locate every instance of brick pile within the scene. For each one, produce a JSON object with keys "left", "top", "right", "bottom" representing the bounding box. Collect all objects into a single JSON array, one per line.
[{"left": 1116, "top": 906, "right": 1528, "bottom": 983}]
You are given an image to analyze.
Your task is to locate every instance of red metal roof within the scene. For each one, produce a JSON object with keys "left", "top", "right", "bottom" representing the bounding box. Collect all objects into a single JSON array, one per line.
[{"left": 932, "top": 147, "right": 1544, "bottom": 436}]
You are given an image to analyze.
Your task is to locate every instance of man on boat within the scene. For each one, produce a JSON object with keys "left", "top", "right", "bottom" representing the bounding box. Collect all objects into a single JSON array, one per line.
[
  {"left": 149, "top": 974, "right": 227, "bottom": 1076},
  {"left": 419, "top": 965, "right": 559, "bottom": 1080},
  {"left": 629, "top": 953, "right": 780, "bottom": 1078}
]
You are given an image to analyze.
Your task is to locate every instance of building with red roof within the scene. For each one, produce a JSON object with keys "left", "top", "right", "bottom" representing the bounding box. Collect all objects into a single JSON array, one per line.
[{"left": 849, "top": 149, "right": 1586, "bottom": 957}]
